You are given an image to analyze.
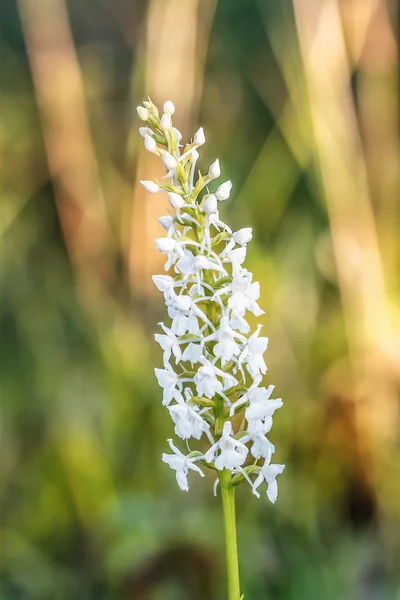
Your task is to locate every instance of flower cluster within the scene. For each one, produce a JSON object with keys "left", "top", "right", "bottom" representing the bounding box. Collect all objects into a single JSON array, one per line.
[{"left": 138, "top": 99, "right": 284, "bottom": 502}]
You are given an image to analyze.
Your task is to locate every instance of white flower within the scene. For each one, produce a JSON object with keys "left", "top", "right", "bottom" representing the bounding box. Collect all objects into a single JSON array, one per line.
[
  {"left": 154, "top": 366, "right": 184, "bottom": 406},
  {"left": 144, "top": 133, "right": 159, "bottom": 154},
  {"left": 176, "top": 250, "right": 224, "bottom": 278},
  {"left": 208, "top": 159, "right": 221, "bottom": 180},
  {"left": 152, "top": 274, "right": 175, "bottom": 296},
  {"left": 158, "top": 215, "right": 174, "bottom": 232},
  {"left": 241, "top": 325, "right": 269, "bottom": 378},
  {"left": 248, "top": 434, "right": 275, "bottom": 460},
  {"left": 203, "top": 316, "right": 245, "bottom": 363},
  {"left": 194, "top": 363, "right": 224, "bottom": 398},
  {"left": 205, "top": 422, "right": 248, "bottom": 470},
  {"left": 194, "top": 357, "right": 237, "bottom": 398},
  {"left": 245, "top": 385, "right": 282, "bottom": 421},
  {"left": 160, "top": 113, "right": 172, "bottom": 131},
  {"left": 181, "top": 342, "right": 203, "bottom": 365},
  {"left": 202, "top": 194, "right": 218, "bottom": 215},
  {"left": 155, "top": 323, "right": 182, "bottom": 365},
  {"left": 139, "top": 126, "right": 153, "bottom": 138},
  {"left": 155, "top": 238, "right": 184, "bottom": 270},
  {"left": 172, "top": 127, "right": 182, "bottom": 142},
  {"left": 167, "top": 295, "right": 201, "bottom": 336},
  {"left": 215, "top": 180, "right": 232, "bottom": 201},
  {"left": 162, "top": 151, "right": 177, "bottom": 171},
  {"left": 228, "top": 270, "right": 264, "bottom": 317},
  {"left": 229, "top": 310, "right": 250, "bottom": 334},
  {"left": 155, "top": 237, "right": 176, "bottom": 253},
  {"left": 163, "top": 100, "right": 175, "bottom": 114},
  {"left": 252, "top": 454, "right": 285, "bottom": 503},
  {"left": 233, "top": 228, "right": 252, "bottom": 246},
  {"left": 229, "top": 247, "right": 247, "bottom": 275},
  {"left": 137, "top": 106, "right": 149, "bottom": 121},
  {"left": 194, "top": 127, "right": 205, "bottom": 145},
  {"left": 162, "top": 439, "right": 205, "bottom": 491},
  {"left": 168, "top": 192, "right": 185, "bottom": 209},
  {"left": 169, "top": 402, "right": 209, "bottom": 440},
  {"left": 209, "top": 210, "right": 232, "bottom": 233},
  {"left": 140, "top": 180, "right": 161, "bottom": 194},
  {"left": 139, "top": 100, "right": 284, "bottom": 501}
]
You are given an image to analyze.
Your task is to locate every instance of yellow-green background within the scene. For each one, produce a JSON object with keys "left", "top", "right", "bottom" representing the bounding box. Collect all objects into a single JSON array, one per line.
[{"left": 1, "top": 0, "right": 400, "bottom": 598}]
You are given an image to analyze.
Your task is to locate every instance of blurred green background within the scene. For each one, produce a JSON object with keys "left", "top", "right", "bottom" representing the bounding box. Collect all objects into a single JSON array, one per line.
[{"left": 1, "top": 0, "right": 400, "bottom": 598}]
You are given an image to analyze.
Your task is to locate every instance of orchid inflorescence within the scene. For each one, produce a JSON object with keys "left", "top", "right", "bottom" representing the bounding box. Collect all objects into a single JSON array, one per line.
[{"left": 138, "top": 98, "right": 284, "bottom": 503}]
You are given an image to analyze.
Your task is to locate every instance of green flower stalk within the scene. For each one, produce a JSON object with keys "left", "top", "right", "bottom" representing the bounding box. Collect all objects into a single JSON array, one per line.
[{"left": 138, "top": 98, "right": 285, "bottom": 600}]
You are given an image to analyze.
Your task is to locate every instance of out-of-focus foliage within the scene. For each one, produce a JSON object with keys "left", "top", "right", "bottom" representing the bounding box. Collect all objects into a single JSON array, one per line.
[{"left": 0, "top": 0, "right": 400, "bottom": 598}]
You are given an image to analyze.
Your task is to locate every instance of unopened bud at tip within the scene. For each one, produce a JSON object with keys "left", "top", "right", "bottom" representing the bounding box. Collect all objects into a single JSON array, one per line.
[{"left": 163, "top": 100, "right": 175, "bottom": 114}]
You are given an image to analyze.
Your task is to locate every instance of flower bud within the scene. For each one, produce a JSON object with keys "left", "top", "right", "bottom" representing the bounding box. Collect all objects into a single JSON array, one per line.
[
  {"left": 202, "top": 194, "right": 218, "bottom": 215},
  {"left": 172, "top": 127, "right": 182, "bottom": 142},
  {"left": 215, "top": 180, "right": 232, "bottom": 201},
  {"left": 144, "top": 133, "right": 158, "bottom": 154},
  {"left": 168, "top": 192, "right": 185, "bottom": 209},
  {"left": 233, "top": 228, "right": 253, "bottom": 245},
  {"left": 158, "top": 215, "right": 173, "bottom": 230},
  {"left": 192, "top": 150, "right": 199, "bottom": 162},
  {"left": 139, "top": 127, "right": 152, "bottom": 138},
  {"left": 137, "top": 106, "right": 149, "bottom": 121},
  {"left": 163, "top": 100, "right": 175, "bottom": 114},
  {"left": 208, "top": 159, "right": 220, "bottom": 180},
  {"left": 143, "top": 99, "right": 158, "bottom": 117},
  {"left": 162, "top": 151, "right": 177, "bottom": 171},
  {"left": 155, "top": 237, "right": 176, "bottom": 253},
  {"left": 194, "top": 127, "right": 205, "bottom": 145},
  {"left": 140, "top": 180, "right": 161, "bottom": 194},
  {"left": 160, "top": 113, "right": 172, "bottom": 131}
]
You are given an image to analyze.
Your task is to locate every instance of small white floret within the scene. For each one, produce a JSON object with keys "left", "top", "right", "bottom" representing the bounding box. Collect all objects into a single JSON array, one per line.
[
  {"left": 163, "top": 100, "right": 175, "bottom": 114},
  {"left": 162, "top": 151, "right": 177, "bottom": 171},
  {"left": 155, "top": 237, "right": 176, "bottom": 253},
  {"left": 140, "top": 180, "right": 161, "bottom": 194},
  {"left": 208, "top": 159, "right": 221, "bottom": 180},
  {"left": 160, "top": 113, "right": 172, "bottom": 131},
  {"left": 202, "top": 194, "right": 218, "bottom": 215},
  {"left": 215, "top": 180, "right": 232, "bottom": 201},
  {"left": 137, "top": 106, "right": 149, "bottom": 121},
  {"left": 194, "top": 127, "right": 205, "bottom": 145},
  {"left": 233, "top": 228, "right": 253, "bottom": 246},
  {"left": 168, "top": 192, "right": 185, "bottom": 209},
  {"left": 144, "top": 134, "right": 158, "bottom": 155}
]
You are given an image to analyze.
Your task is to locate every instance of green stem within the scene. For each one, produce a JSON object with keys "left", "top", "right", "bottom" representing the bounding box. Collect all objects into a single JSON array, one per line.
[{"left": 219, "top": 469, "right": 241, "bottom": 600}]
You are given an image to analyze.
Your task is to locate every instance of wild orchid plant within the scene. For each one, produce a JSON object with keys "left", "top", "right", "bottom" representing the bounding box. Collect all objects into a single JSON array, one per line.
[{"left": 137, "top": 99, "right": 284, "bottom": 600}]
